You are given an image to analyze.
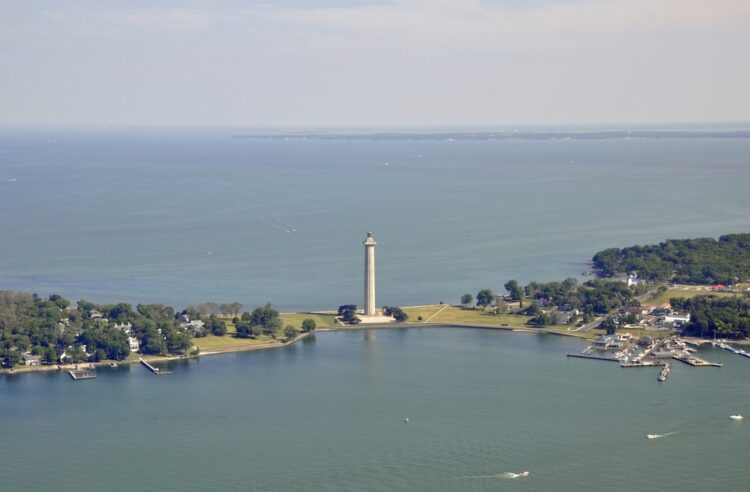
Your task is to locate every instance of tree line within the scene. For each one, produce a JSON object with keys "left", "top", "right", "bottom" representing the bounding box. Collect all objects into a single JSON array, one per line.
[
  {"left": 592, "top": 233, "right": 750, "bottom": 285},
  {"left": 461, "top": 278, "right": 642, "bottom": 326},
  {"left": 0, "top": 291, "right": 193, "bottom": 368},
  {"left": 670, "top": 295, "right": 750, "bottom": 339}
]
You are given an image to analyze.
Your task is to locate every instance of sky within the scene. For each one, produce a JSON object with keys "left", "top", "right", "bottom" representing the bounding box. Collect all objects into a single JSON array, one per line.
[{"left": 1, "top": 0, "right": 749, "bottom": 127}]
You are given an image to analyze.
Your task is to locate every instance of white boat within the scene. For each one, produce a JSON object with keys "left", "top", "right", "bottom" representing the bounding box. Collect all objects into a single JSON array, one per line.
[{"left": 730, "top": 415, "right": 743, "bottom": 420}]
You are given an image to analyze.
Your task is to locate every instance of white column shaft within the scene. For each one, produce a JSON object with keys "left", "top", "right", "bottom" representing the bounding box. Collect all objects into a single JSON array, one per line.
[{"left": 364, "top": 245, "right": 376, "bottom": 315}]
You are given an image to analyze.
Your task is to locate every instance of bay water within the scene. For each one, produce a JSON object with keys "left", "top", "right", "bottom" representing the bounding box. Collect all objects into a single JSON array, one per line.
[
  {"left": 2, "top": 128, "right": 750, "bottom": 491},
  {"left": 2, "top": 127, "right": 750, "bottom": 310},
  {"left": 2, "top": 328, "right": 750, "bottom": 491}
]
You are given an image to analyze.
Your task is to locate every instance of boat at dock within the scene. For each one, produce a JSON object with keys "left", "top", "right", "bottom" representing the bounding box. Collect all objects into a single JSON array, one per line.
[{"left": 658, "top": 362, "right": 670, "bottom": 382}]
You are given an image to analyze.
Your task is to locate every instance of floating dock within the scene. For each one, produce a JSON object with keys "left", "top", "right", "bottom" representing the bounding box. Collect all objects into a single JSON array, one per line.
[
  {"left": 621, "top": 361, "right": 661, "bottom": 368},
  {"left": 68, "top": 369, "right": 96, "bottom": 380},
  {"left": 139, "top": 358, "right": 172, "bottom": 375},
  {"left": 566, "top": 353, "right": 620, "bottom": 362},
  {"left": 672, "top": 355, "right": 722, "bottom": 367}
]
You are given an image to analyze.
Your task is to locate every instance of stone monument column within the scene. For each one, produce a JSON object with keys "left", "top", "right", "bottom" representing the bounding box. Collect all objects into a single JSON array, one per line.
[{"left": 363, "top": 232, "right": 377, "bottom": 316}]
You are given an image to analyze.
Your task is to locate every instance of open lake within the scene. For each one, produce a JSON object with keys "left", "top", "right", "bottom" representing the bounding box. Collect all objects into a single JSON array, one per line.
[
  {"left": 2, "top": 129, "right": 750, "bottom": 490},
  {"left": 2, "top": 328, "right": 750, "bottom": 491},
  {"left": 2, "top": 127, "right": 750, "bottom": 310}
]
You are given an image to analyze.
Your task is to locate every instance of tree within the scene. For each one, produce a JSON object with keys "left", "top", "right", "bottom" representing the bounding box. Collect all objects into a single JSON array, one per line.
[
  {"left": 235, "top": 321, "right": 254, "bottom": 338},
  {"left": 43, "top": 346, "right": 58, "bottom": 364},
  {"left": 137, "top": 304, "right": 175, "bottom": 320},
  {"left": 521, "top": 301, "right": 541, "bottom": 316},
  {"left": 283, "top": 325, "right": 297, "bottom": 341},
  {"left": 391, "top": 307, "right": 408, "bottom": 322},
  {"left": 338, "top": 305, "right": 359, "bottom": 324},
  {"left": 383, "top": 306, "right": 409, "bottom": 322},
  {"left": 504, "top": 280, "right": 523, "bottom": 301},
  {"left": 599, "top": 317, "right": 617, "bottom": 335},
  {"left": 107, "top": 302, "right": 135, "bottom": 320},
  {"left": 250, "top": 303, "right": 280, "bottom": 328},
  {"left": 2, "top": 350, "right": 20, "bottom": 368},
  {"left": 461, "top": 294, "right": 473, "bottom": 308},
  {"left": 527, "top": 312, "right": 554, "bottom": 326},
  {"left": 205, "top": 315, "right": 227, "bottom": 336},
  {"left": 476, "top": 289, "right": 495, "bottom": 309},
  {"left": 48, "top": 294, "right": 69, "bottom": 310},
  {"left": 301, "top": 319, "right": 317, "bottom": 332}
]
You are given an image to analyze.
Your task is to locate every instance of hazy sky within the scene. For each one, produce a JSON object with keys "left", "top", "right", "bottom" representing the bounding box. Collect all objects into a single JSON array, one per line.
[{"left": 1, "top": 0, "right": 748, "bottom": 127}]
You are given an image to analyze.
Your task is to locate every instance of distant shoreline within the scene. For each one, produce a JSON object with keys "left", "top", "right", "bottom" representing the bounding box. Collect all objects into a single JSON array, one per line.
[{"left": 232, "top": 129, "right": 750, "bottom": 141}]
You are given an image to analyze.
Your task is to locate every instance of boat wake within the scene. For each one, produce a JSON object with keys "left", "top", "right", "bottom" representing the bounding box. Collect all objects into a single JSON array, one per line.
[
  {"left": 647, "top": 431, "right": 681, "bottom": 439},
  {"left": 460, "top": 471, "right": 529, "bottom": 480}
]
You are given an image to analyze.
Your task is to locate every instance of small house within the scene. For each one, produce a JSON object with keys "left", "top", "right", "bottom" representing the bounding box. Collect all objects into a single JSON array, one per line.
[{"left": 23, "top": 354, "right": 42, "bottom": 366}]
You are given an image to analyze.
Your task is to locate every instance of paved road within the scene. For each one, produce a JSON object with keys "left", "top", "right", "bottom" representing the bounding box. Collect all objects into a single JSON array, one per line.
[{"left": 572, "top": 316, "right": 603, "bottom": 333}]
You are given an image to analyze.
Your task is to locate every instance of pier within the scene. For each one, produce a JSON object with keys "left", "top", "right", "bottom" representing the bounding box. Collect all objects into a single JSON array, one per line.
[
  {"left": 672, "top": 355, "right": 722, "bottom": 367},
  {"left": 68, "top": 369, "right": 96, "bottom": 380},
  {"left": 566, "top": 353, "right": 620, "bottom": 362},
  {"left": 140, "top": 358, "right": 172, "bottom": 375},
  {"left": 658, "top": 362, "right": 670, "bottom": 381}
]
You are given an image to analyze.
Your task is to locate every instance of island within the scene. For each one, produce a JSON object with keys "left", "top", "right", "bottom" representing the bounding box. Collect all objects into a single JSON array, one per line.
[{"left": 2, "top": 233, "right": 750, "bottom": 376}]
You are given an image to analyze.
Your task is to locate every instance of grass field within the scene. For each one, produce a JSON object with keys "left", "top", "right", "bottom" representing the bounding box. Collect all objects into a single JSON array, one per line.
[
  {"left": 191, "top": 313, "right": 335, "bottom": 353},
  {"left": 648, "top": 287, "right": 737, "bottom": 306},
  {"left": 279, "top": 312, "right": 338, "bottom": 329},
  {"left": 402, "top": 305, "right": 532, "bottom": 328}
]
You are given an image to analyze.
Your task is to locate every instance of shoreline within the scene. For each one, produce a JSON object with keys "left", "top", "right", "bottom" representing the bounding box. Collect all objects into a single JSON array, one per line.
[{"left": 0, "top": 323, "right": 589, "bottom": 377}]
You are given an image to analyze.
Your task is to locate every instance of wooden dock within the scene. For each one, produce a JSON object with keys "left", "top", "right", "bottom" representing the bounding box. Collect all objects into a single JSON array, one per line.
[
  {"left": 567, "top": 353, "right": 620, "bottom": 362},
  {"left": 140, "top": 358, "right": 172, "bottom": 375},
  {"left": 672, "top": 355, "right": 722, "bottom": 367},
  {"left": 68, "top": 369, "right": 96, "bottom": 380}
]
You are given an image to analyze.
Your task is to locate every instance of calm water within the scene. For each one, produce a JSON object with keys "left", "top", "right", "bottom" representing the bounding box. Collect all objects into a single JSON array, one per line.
[
  {"left": 2, "top": 328, "right": 750, "bottom": 491},
  {"left": 2, "top": 127, "right": 750, "bottom": 310}
]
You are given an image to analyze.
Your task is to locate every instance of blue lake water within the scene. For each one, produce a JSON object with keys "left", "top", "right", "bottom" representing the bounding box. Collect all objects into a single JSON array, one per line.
[
  {"left": 2, "top": 328, "right": 750, "bottom": 492},
  {"left": 3, "top": 130, "right": 750, "bottom": 490},
  {"left": 1, "top": 127, "right": 750, "bottom": 310}
]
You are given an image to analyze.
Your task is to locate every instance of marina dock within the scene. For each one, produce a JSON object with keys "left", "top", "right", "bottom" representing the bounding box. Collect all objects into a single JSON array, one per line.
[
  {"left": 140, "top": 358, "right": 172, "bottom": 375},
  {"left": 658, "top": 362, "right": 670, "bottom": 381},
  {"left": 566, "top": 353, "right": 620, "bottom": 362},
  {"left": 672, "top": 355, "right": 722, "bottom": 367}
]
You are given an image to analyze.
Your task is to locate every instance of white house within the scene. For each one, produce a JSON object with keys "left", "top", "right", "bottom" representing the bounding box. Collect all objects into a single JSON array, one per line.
[
  {"left": 664, "top": 312, "right": 691, "bottom": 325},
  {"left": 127, "top": 336, "right": 140, "bottom": 352}
]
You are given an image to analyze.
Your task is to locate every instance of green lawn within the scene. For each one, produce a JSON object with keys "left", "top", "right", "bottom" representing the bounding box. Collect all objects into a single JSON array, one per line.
[
  {"left": 402, "top": 305, "right": 532, "bottom": 328},
  {"left": 192, "top": 333, "right": 280, "bottom": 353},
  {"left": 648, "top": 287, "right": 737, "bottom": 306},
  {"left": 279, "top": 312, "right": 337, "bottom": 329},
  {"left": 189, "top": 312, "right": 335, "bottom": 353}
]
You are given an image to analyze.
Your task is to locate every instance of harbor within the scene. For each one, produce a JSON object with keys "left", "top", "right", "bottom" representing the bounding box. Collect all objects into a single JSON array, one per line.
[{"left": 568, "top": 334, "right": 726, "bottom": 381}]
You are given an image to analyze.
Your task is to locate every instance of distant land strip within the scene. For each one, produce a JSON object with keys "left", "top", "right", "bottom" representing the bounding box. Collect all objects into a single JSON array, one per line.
[{"left": 232, "top": 129, "right": 750, "bottom": 141}]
